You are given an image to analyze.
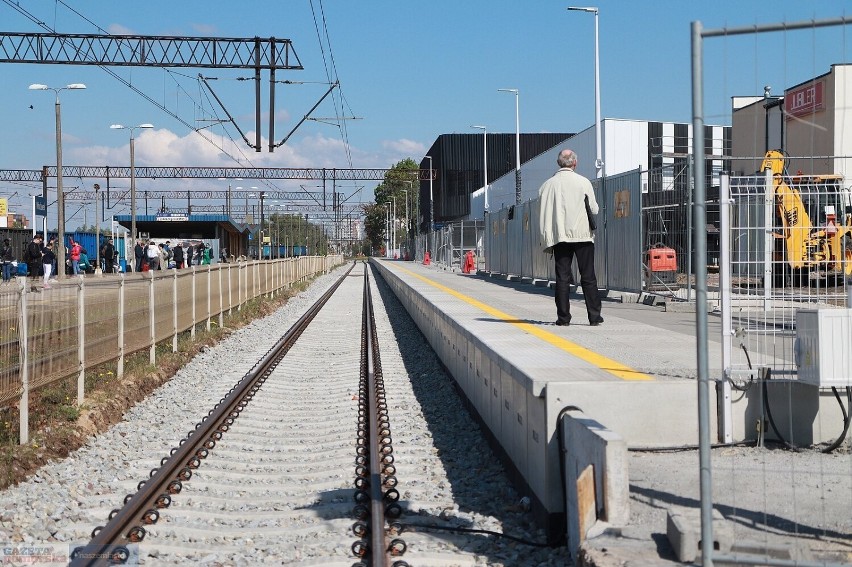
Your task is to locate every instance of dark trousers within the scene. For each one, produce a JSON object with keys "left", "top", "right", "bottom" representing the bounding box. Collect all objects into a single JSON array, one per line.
[{"left": 553, "top": 241, "right": 601, "bottom": 324}]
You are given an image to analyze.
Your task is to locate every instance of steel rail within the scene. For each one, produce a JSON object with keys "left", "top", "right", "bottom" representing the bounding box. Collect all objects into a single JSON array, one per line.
[
  {"left": 351, "top": 266, "right": 407, "bottom": 567},
  {"left": 69, "top": 262, "right": 355, "bottom": 567},
  {"left": 364, "top": 268, "right": 387, "bottom": 566}
]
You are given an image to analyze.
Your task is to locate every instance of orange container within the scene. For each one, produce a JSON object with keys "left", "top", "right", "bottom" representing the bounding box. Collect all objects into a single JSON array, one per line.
[{"left": 648, "top": 246, "right": 677, "bottom": 272}]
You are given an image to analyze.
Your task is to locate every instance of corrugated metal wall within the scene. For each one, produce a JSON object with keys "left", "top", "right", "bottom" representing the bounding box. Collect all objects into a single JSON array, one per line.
[{"left": 419, "top": 133, "right": 574, "bottom": 229}]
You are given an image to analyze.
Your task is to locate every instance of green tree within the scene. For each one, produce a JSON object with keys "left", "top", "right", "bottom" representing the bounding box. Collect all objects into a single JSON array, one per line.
[
  {"left": 366, "top": 158, "right": 419, "bottom": 248},
  {"left": 362, "top": 203, "right": 387, "bottom": 251}
]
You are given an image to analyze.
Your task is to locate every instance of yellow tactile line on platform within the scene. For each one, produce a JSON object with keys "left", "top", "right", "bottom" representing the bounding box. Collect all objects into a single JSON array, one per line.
[{"left": 392, "top": 264, "right": 653, "bottom": 381}]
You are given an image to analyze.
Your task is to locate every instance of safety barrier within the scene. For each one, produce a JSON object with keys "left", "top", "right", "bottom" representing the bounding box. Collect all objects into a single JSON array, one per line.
[{"left": 0, "top": 255, "right": 342, "bottom": 444}]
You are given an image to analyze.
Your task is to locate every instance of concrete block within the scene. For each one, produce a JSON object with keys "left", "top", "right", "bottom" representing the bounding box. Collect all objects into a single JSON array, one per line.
[
  {"left": 666, "top": 507, "right": 732, "bottom": 563},
  {"left": 562, "top": 410, "right": 629, "bottom": 552}
]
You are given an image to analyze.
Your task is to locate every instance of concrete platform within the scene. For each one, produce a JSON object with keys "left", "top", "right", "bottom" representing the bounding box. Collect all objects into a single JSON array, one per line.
[
  {"left": 370, "top": 259, "right": 851, "bottom": 564},
  {"left": 371, "top": 260, "right": 720, "bottom": 539}
]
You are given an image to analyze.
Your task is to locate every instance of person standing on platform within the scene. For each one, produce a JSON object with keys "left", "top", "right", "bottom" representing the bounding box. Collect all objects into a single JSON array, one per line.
[
  {"left": 41, "top": 238, "right": 56, "bottom": 289},
  {"left": 134, "top": 239, "right": 145, "bottom": 272},
  {"left": 25, "top": 235, "right": 44, "bottom": 292},
  {"left": 538, "top": 148, "right": 603, "bottom": 327},
  {"left": 101, "top": 238, "right": 116, "bottom": 274},
  {"left": 1, "top": 238, "right": 14, "bottom": 283},
  {"left": 172, "top": 243, "right": 184, "bottom": 269},
  {"left": 69, "top": 238, "right": 82, "bottom": 275},
  {"left": 146, "top": 240, "right": 160, "bottom": 271}
]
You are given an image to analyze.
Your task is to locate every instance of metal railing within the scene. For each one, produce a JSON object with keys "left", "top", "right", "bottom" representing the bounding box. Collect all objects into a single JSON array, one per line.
[{"left": 0, "top": 255, "right": 342, "bottom": 444}]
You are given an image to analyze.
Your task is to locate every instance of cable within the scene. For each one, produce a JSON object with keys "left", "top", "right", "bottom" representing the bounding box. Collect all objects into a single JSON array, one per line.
[
  {"left": 820, "top": 386, "right": 851, "bottom": 454},
  {"left": 628, "top": 441, "right": 754, "bottom": 453},
  {"left": 398, "top": 522, "right": 551, "bottom": 548}
]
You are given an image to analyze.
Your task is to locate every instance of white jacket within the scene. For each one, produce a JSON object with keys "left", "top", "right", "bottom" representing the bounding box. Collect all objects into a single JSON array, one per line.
[{"left": 538, "top": 167, "right": 598, "bottom": 253}]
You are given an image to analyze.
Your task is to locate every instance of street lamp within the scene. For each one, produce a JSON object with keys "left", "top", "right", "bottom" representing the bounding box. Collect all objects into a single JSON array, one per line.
[
  {"left": 385, "top": 200, "right": 395, "bottom": 258},
  {"left": 471, "top": 125, "right": 489, "bottom": 213},
  {"left": 110, "top": 123, "right": 153, "bottom": 251},
  {"left": 29, "top": 82, "right": 86, "bottom": 279},
  {"left": 498, "top": 88, "right": 521, "bottom": 204},
  {"left": 247, "top": 190, "right": 257, "bottom": 257},
  {"left": 402, "top": 180, "right": 412, "bottom": 257},
  {"left": 259, "top": 191, "right": 266, "bottom": 259},
  {"left": 424, "top": 155, "right": 434, "bottom": 233},
  {"left": 567, "top": 6, "right": 603, "bottom": 178}
]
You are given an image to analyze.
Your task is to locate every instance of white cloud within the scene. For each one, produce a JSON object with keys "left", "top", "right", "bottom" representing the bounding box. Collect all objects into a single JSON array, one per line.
[
  {"left": 107, "top": 23, "right": 135, "bottom": 35},
  {"left": 382, "top": 138, "right": 426, "bottom": 159},
  {"left": 191, "top": 23, "right": 218, "bottom": 35},
  {"left": 65, "top": 128, "right": 424, "bottom": 204}
]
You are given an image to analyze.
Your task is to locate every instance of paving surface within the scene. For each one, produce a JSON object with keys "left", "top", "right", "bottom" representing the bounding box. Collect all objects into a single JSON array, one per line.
[{"left": 380, "top": 260, "right": 852, "bottom": 566}]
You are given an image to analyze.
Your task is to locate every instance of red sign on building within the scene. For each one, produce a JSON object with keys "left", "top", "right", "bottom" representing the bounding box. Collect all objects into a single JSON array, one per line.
[{"left": 785, "top": 81, "right": 824, "bottom": 119}]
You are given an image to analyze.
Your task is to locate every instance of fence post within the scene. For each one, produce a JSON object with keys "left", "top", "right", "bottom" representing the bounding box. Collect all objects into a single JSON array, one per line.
[
  {"left": 218, "top": 264, "right": 224, "bottom": 329},
  {"left": 191, "top": 266, "right": 197, "bottom": 338},
  {"left": 719, "top": 173, "right": 734, "bottom": 444},
  {"left": 762, "top": 167, "right": 774, "bottom": 311},
  {"left": 149, "top": 269, "right": 156, "bottom": 365},
  {"left": 18, "top": 278, "right": 29, "bottom": 445},
  {"left": 172, "top": 269, "right": 178, "bottom": 352},
  {"left": 77, "top": 278, "right": 85, "bottom": 405},
  {"left": 206, "top": 265, "right": 212, "bottom": 331},
  {"left": 228, "top": 263, "right": 233, "bottom": 316},
  {"left": 117, "top": 274, "right": 125, "bottom": 378},
  {"left": 237, "top": 263, "right": 242, "bottom": 312}
]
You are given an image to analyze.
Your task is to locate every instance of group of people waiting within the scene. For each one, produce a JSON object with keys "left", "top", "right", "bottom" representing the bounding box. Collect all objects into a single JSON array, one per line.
[
  {"left": 0, "top": 234, "right": 215, "bottom": 291},
  {"left": 133, "top": 239, "right": 209, "bottom": 272},
  {"left": 10, "top": 234, "right": 60, "bottom": 292}
]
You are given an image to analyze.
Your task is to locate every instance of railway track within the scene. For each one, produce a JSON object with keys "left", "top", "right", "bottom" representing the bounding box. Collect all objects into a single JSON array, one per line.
[{"left": 2, "top": 262, "right": 569, "bottom": 566}]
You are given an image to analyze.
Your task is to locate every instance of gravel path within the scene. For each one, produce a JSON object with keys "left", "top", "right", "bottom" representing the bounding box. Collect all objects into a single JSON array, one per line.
[{"left": 0, "top": 263, "right": 573, "bottom": 566}]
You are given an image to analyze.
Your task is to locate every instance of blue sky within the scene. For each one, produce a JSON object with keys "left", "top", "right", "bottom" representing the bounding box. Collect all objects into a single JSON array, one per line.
[{"left": 2, "top": 0, "right": 851, "bottom": 223}]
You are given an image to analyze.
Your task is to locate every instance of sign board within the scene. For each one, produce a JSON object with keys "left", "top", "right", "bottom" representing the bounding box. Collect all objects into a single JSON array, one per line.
[
  {"left": 0, "top": 198, "right": 6, "bottom": 216},
  {"left": 263, "top": 236, "right": 270, "bottom": 243},
  {"left": 156, "top": 214, "right": 189, "bottom": 222},
  {"left": 785, "top": 80, "right": 824, "bottom": 119},
  {"left": 35, "top": 196, "right": 46, "bottom": 216}
]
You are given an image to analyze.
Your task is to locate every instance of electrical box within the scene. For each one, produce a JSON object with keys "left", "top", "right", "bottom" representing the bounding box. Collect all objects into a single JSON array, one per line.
[{"left": 795, "top": 308, "right": 852, "bottom": 387}]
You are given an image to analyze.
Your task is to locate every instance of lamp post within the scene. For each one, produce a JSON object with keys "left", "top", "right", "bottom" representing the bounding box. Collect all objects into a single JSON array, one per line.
[
  {"left": 498, "top": 88, "right": 521, "bottom": 204},
  {"left": 402, "top": 181, "right": 412, "bottom": 258},
  {"left": 94, "top": 183, "right": 101, "bottom": 274},
  {"left": 385, "top": 201, "right": 392, "bottom": 258},
  {"left": 110, "top": 123, "right": 153, "bottom": 250},
  {"left": 29, "top": 83, "right": 86, "bottom": 279},
  {"left": 247, "top": 190, "right": 256, "bottom": 256},
  {"left": 567, "top": 6, "right": 603, "bottom": 178},
  {"left": 424, "top": 155, "right": 434, "bottom": 234},
  {"left": 259, "top": 191, "right": 266, "bottom": 259},
  {"left": 471, "top": 125, "right": 489, "bottom": 213}
]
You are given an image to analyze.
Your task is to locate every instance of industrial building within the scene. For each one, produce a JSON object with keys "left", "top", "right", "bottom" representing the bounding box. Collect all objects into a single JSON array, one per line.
[
  {"left": 731, "top": 63, "right": 852, "bottom": 177},
  {"left": 418, "top": 133, "right": 574, "bottom": 229}
]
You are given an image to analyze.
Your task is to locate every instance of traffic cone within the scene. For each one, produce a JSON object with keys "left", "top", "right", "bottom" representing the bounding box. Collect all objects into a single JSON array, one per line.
[{"left": 423, "top": 251, "right": 431, "bottom": 265}]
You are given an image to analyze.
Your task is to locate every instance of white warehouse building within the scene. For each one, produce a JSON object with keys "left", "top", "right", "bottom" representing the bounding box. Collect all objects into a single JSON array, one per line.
[{"left": 470, "top": 118, "right": 730, "bottom": 218}]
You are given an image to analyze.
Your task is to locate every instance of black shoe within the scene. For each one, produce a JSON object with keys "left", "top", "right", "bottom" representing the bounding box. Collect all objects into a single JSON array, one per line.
[
  {"left": 590, "top": 317, "right": 604, "bottom": 326},
  {"left": 554, "top": 320, "right": 570, "bottom": 326}
]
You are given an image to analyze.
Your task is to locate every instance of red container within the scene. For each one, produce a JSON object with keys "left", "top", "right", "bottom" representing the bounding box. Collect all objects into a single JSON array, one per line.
[{"left": 648, "top": 246, "right": 677, "bottom": 272}]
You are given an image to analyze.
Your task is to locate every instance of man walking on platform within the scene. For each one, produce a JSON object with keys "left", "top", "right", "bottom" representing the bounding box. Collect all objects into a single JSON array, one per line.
[{"left": 538, "top": 149, "right": 603, "bottom": 327}]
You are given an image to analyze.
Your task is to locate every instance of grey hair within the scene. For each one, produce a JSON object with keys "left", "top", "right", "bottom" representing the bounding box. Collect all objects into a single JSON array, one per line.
[{"left": 557, "top": 149, "right": 577, "bottom": 169}]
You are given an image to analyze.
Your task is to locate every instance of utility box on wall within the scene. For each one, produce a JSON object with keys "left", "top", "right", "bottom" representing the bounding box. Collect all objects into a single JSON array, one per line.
[{"left": 795, "top": 308, "right": 852, "bottom": 387}]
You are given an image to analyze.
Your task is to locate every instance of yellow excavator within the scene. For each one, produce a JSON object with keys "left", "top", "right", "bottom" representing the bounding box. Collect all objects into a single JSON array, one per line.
[{"left": 761, "top": 150, "right": 852, "bottom": 283}]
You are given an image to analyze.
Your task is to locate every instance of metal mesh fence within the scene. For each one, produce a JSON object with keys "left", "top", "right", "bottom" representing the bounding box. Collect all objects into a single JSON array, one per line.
[{"left": 1, "top": 256, "right": 342, "bottom": 423}]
